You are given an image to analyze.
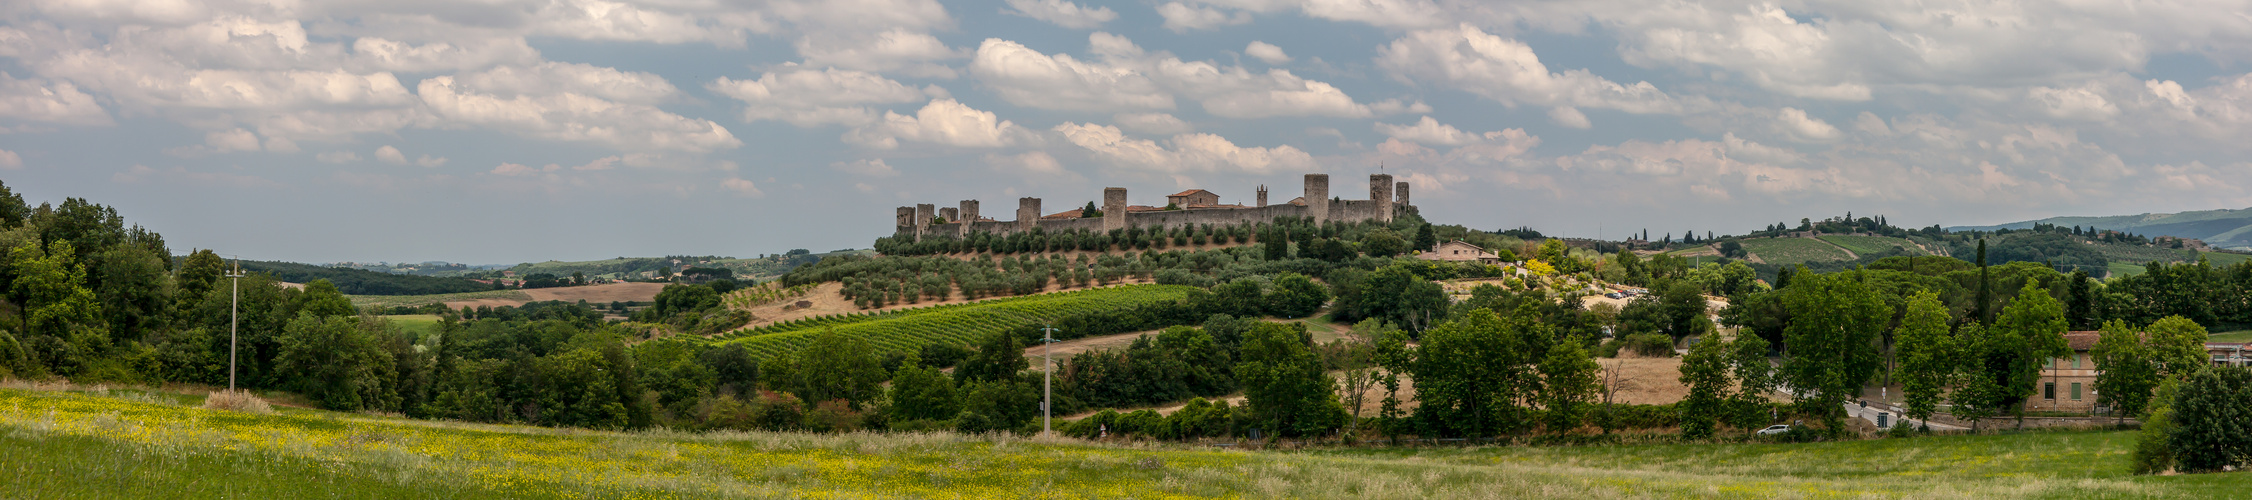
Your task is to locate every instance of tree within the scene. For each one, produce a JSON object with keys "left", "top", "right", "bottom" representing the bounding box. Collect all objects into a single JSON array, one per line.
[
  {"left": 0, "top": 179, "right": 28, "bottom": 229},
  {"left": 1361, "top": 229, "right": 1407, "bottom": 257},
  {"left": 1778, "top": 272, "right": 1887, "bottom": 433},
  {"left": 1261, "top": 225, "right": 1289, "bottom": 260},
  {"left": 1235, "top": 322, "right": 1346, "bottom": 437},
  {"left": 2091, "top": 320, "right": 2159, "bottom": 425},
  {"left": 1976, "top": 239, "right": 1993, "bottom": 324},
  {"left": 9, "top": 240, "right": 108, "bottom": 374},
  {"left": 1659, "top": 280, "right": 1707, "bottom": 340},
  {"left": 1266, "top": 272, "right": 1330, "bottom": 319},
  {"left": 783, "top": 329, "right": 888, "bottom": 409},
  {"left": 95, "top": 244, "right": 171, "bottom": 342},
  {"left": 1678, "top": 333, "right": 1731, "bottom": 439},
  {"left": 2169, "top": 366, "right": 2252, "bottom": 473},
  {"left": 274, "top": 315, "right": 395, "bottom": 411},
  {"left": 2144, "top": 315, "right": 2210, "bottom": 379},
  {"left": 954, "top": 331, "right": 1028, "bottom": 383},
  {"left": 1718, "top": 240, "right": 1746, "bottom": 259},
  {"left": 1412, "top": 224, "right": 1437, "bottom": 253},
  {"left": 1403, "top": 308, "right": 1545, "bottom": 438},
  {"left": 886, "top": 361, "right": 961, "bottom": 422},
  {"left": 1539, "top": 335, "right": 1601, "bottom": 433},
  {"left": 2065, "top": 269, "right": 2096, "bottom": 329},
  {"left": 1989, "top": 280, "right": 2070, "bottom": 427},
  {"left": 1894, "top": 291, "right": 1955, "bottom": 426}
]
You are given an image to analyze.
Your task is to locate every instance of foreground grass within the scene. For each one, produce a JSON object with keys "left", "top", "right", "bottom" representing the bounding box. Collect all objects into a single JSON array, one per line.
[{"left": 1, "top": 388, "right": 2241, "bottom": 498}]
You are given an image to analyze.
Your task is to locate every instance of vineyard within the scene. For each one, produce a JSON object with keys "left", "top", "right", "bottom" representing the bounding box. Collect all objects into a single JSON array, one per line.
[{"left": 706, "top": 284, "right": 1197, "bottom": 359}]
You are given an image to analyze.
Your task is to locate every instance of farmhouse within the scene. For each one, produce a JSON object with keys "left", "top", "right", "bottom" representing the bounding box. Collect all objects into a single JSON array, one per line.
[
  {"left": 1166, "top": 189, "right": 1220, "bottom": 207},
  {"left": 2027, "top": 331, "right": 2103, "bottom": 413},
  {"left": 1418, "top": 240, "right": 1505, "bottom": 264}
]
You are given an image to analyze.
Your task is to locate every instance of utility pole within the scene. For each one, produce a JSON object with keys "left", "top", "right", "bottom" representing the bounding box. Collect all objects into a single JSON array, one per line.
[
  {"left": 1041, "top": 324, "right": 1059, "bottom": 438},
  {"left": 226, "top": 257, "right": 246, "bottom": 392}
]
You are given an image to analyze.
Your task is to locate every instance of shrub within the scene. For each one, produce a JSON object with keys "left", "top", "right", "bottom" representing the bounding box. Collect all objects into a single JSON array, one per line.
[
  {"left": 2169, "top": 366, "right": 2252, "bottom": 473},
  {"left": 201, "top": 389, "right": 274, "bottom": 414},
  {"left": 1622, "top": 334, "right": 1675, "bottom": 357},
  {"left": 2133, "top": 407, "right": 2176, "bottom": 474}
]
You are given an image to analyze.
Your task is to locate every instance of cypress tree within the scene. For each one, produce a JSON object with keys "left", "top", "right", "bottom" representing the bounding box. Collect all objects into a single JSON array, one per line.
[{"left": 1976, "top": 239, "right": 1993, "bottom": 325}]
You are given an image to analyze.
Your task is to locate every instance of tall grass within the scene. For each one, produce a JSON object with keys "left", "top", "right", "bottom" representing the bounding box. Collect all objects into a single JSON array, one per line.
[{"left": 0, "top": 386, "right": 2239, "bottom": 498}]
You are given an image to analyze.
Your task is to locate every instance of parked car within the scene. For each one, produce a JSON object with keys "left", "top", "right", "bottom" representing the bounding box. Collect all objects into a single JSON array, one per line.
[{"left": 1756, "top": 424, "right": 1791, "bottom": 436}]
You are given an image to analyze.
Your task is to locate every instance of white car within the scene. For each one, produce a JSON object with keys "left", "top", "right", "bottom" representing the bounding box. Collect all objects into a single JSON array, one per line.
[{"left": 1756, "top": 425, "right": 1791, "bottom": 436}]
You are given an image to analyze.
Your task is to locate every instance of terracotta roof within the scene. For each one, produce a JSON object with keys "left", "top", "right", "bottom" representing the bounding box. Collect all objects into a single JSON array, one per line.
[
  {"left": 1286, "top": 196, "right": 1306, "bottom": 206},
  {"left": 2065, "top": 331, "right": 2102, "bottom": 351},
  {"left": 1125, "top": 205, "right": 1164, "bottom": 212},
  {"left": 1041, "top": 209, "right": 1085, "bottom": 219},
  {"left": 1169, "top": 189, "right": 1217, "bottom": 197},
  {"left": 1184, "top": 203, "right": 1246, "bottom": 209}
]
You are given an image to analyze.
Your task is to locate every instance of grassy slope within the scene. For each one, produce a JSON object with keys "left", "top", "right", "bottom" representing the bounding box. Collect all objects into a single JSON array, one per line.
[
  {"left": 1737, "top": 237, "right": 1853, "bottom": 265},
  {"left": 380, "top": 314, "right": 443, "bottom": 340},
  {"left": 1816, "top": 235, "right": 1928, "bottom": 256},
  {"left": 2210, "top": 330, "right": 2252, "bottom": 343},
  {"left": 2, "top": 387, "right": 2239, "bottom": 499},
  {"left": 715, "top": 285, "right": 1197, "bottom": 359}
]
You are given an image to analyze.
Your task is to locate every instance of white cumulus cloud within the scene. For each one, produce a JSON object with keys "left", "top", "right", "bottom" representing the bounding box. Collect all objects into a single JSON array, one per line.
[{"left": 1004, "top": 0, "right": 1119, "bottom": 29}]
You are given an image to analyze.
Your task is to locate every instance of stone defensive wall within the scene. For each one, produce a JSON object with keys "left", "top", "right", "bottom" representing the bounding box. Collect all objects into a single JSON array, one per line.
[{"left": 894, "top": 173, "right": 1411, "bottom": 241}]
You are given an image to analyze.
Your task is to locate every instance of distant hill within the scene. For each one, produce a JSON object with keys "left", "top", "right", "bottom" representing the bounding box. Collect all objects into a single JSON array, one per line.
[
  {"left": 1950, "top": 207, "right": 2252, "bottom": 251},
  {"left": 238, "top": 260, "right": 496, "bottom": 295}
]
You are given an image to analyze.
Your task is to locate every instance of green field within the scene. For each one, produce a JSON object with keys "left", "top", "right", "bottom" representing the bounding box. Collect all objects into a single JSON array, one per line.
[
  {"left": 1737, "top": 237, "right": 1854, "bottom": 264},
  {"left": 348, "top": 289, "right": 528, "bottom": 309},
  {"left": 2094, "top": 244, "right": 2199, "bottom": 265},
  {"left": 4, "top": 387, "right": 2242, "bottom": 498},
  {"left": 380, "top": 314, "right": 443, "bottom": 340},
  {"left": 1816, "top": 235, "right": 1928, "bottom": 256},
  {"left": 714, "top": 285, "right": 1198, "bottom": 359},
  {"left": 2211, "top": 330, "right": 2252, "bottom": 343}
]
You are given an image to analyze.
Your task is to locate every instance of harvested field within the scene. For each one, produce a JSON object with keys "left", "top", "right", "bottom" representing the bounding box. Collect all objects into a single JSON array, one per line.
[
  {"left": 731, "top": 278, "right": 1158, "bottom": 331},
  {"left": 522, "top": 282, "right": 667, "bottom": 305}
]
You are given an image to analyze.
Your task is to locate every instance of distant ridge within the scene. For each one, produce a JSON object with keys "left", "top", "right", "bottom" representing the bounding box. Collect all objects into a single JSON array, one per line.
[{"left": 1950, "top": 207, "right": 2252, "bottom": 251}]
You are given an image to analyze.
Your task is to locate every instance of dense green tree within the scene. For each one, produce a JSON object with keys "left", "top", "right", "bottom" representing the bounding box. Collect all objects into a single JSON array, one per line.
[
  {"left": 2145, "top": 315, "right": 2211, "bottom": 378},
  {"left": 886, "top": 361, "right": 961, "bottom": 422},
  {"left": 1412, "top": 224, "right": 1437, "bottom": 253},
  {"left": 0, "top": 179, "right": 28, "bottom": 229},
  {"left": 1678, "top": 333, "right": 1731, "bottom": 439},
  {"left": 1361, "top": 229, "right": 1407, "bottom": 258},
  {"left": 1538, "top": 335, "right": 1600, "bottom": 433},
  {"left": 1948, "top": 322, "right": 2008, "bottom": 431},
  {"left": 1266, "top": 272, "right": 1329, "bottom": 319},
  {"left": 1402, "top": 308, "right": 1544, "bottom": 437},
  {"left": 9, "top": 240, "right": 108, "bottom": 374},
  {"left": 1659, "top": 280, "right": 1708, "bottom": 340},
  {"left": 94, "top": 244, "right": 171, "bottom": 342},
  {"left": 2091, "top": 320, "right": 2160, "bottom": 424},
  {"left": 2169, "top": 366, "right": 2252, "bottom": 473},
  {"left": 1778, "top": 272, "right": 1886, "bottom": 432},
  {"left": 1988, "top": 281, "right": 2071, "bottom": 426},
  {"left": 1235, "top": 322, "right": 1346, "bottom": 437},
  {"left": 2065, "top": 269, "right": 2096, "bottom": 329},
  {"left": 955, "top": 331, "right": 1028, "bottom": 383},
  {"left": 274, "top": 315, "right": 396, "bottom": 412},
  {"left": 1894, "top": 291, "right": 1955, "bottom": 426},
  {"left": 777, "top": 329, "right": 888, "bottom": 409}
]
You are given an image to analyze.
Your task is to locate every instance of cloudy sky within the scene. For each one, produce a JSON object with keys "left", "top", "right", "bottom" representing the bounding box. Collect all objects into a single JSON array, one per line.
[{"left": 4, "top": 0, "right": 2251, "bottom": 264}]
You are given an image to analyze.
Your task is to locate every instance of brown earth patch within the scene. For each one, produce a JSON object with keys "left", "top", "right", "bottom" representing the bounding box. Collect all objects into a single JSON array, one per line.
[
  {"left": 441, "top": 282, "right": 664, "bottom": 310},
  {"left": 728, "top": 278, "right": 1160, "bottom": 333}
]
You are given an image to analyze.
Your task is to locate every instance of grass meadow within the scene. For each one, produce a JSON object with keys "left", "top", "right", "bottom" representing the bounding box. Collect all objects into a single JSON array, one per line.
[{"left": 6, "top": 386, "right": 2246, "bottom": 498}]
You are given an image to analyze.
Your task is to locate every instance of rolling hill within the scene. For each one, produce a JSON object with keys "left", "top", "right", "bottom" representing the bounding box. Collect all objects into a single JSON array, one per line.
[{"left": 1951, "top": 207, "right": 2252, "bottom": 251}]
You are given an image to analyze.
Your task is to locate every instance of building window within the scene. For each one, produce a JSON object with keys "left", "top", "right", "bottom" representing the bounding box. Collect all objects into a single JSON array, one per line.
[
  {"left": 2044, "top": 382, "right": 2056, "bottom": 400},
  {"left": 2072, "top": 355, "right": 2080, "bottom": 369},
  {"left": 2071, "top": 383, "right": 2082, "bottom": 401}
]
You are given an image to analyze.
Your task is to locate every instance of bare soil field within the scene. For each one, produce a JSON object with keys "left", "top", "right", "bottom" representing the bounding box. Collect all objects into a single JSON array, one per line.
[{"left": 442, "top": 282, "right": 665, "bottom": 310}]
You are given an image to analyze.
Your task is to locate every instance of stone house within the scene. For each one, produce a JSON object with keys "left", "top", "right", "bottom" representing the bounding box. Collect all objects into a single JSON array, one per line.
[
  {"left": 1166, "top": 189, "right": 1220, "bottom": 207},
  {"left": 1418, "top": 240, "right": 1504, "bottom": 264},
  {"left": 2210, "top": 342, "right": 2250, "bottom": 367},
  {"left": 2027, "top": 331, "right": 2103, "bottom": 413}
]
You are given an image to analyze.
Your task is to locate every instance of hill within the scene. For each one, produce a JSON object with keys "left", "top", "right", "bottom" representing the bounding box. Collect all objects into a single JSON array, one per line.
[
  {"left": 236, "top": 260, "right": 495, "bottom": 295},
  {"left": 504, "top": 249, "right": 869, "bottom": 282},
  {"left": 1951, "top": 207, "right": 2252, "bottom": 251}
]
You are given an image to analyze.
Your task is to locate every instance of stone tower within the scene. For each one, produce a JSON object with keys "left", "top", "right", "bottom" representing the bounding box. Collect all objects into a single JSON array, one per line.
[
  {"left": 895, "top": 206, "right": 915, "bottom": 229},
  {"left": 939, "top": 207, "right": 959, "bottom": 222},
  {"left": 1017, "top": 197, "right": 1041, "bottom": 232},
  {"left": 1396, "top": 182, "right": 1410, "bottom": 207},
  {"left": 915, "top": 203, "right": 935, "bottom": 239},
  {"left": 959, "top": 200, "right": 980, "bottom": 236},
  {"left": 1256, "top": 185, "right": 1268, "bottom": 207},
  {"left": 1102, "top": 187, "right": 1128, "bottom": 232},
  {"left": 1305, "top": 174, "right": 1330, "bottom": 225},
  {"left": 1370, "top": 174, "right": 1393, "bottom": 223}
]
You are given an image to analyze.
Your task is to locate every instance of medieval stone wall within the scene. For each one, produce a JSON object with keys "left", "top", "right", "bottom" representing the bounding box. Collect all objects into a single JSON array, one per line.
[{"left": 895, "top": 173, "right": 1411, "bottom": 240}]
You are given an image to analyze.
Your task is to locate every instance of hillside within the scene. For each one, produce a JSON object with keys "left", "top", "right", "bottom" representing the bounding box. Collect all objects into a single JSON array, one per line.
[
  {"left": 1952, "top": 207, "right": 2252, "bottom": 251},
  {"left": 236, "top": 260, "right": 495, "bottom": 295},
  {"left": 504, "top": 249, "right": 869, "bottom": 281}
]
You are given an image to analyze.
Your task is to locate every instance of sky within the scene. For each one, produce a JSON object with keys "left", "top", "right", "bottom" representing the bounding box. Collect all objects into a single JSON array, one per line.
[{"left": 4, "top": 0, "right": 2252, "bottom": 264}]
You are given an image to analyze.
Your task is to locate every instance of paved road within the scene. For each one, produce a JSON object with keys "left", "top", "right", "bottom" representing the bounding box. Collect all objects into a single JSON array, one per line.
[{"left": 1843, "top": 401, "right": 1970, "bottom": 431}]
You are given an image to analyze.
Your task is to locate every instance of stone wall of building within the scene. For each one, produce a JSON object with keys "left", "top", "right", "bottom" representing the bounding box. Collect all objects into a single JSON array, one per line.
[{"left": 896, "top": 173, "right": 1413, "bottom": 240}]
